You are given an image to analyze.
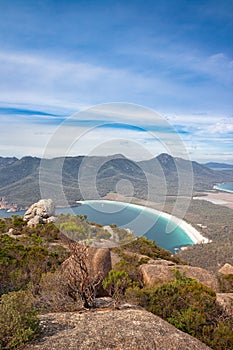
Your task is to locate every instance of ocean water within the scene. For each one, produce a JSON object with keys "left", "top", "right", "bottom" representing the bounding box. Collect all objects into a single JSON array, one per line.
[
  {"left": 0, "top": 210, "right": 26, "bottom": 218},
  {"left": 213, "top": 182, "right": 233, "bottom": 193},
  {"left": 0, "top": 200, "right": 194, "bottom": 253}
]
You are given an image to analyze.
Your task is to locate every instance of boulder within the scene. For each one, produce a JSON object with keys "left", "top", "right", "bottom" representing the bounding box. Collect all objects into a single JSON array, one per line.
[
  {"left": 24, "top": 309, "right": 212, "bottom": 350},
  {"left": 24, "top": 199, "right": 56, "bottom": 227},
  {"left": 139, "top": 260, "right": 218, "bottom": 291},
  {"left": 218, "top": 263, "right": 233, "bottom": 275},
  {"left": 27, "top": 215, "right": 44, "bottom": 227},
  {"left": 88, "top": 247, "right": 112, "bottom": 280}
]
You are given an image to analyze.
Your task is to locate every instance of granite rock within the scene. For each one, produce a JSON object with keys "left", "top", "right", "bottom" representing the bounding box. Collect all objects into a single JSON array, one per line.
[
  {"left": 25, "top": 308, "right": 212, "bottom": 350},
  {"left": 24, "top": 199, "right": 56, "bottom": 227}
]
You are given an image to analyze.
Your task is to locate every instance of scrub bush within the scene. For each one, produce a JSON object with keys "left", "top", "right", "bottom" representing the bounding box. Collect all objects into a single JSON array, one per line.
[{"left": 0, "top": 290, "right": 39, "bottom": 349}]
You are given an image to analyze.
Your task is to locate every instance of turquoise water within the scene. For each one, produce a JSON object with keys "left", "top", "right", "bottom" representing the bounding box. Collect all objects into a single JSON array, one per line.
[
  {"left": 214, "top": 182, "right": 233, "bottom": 193},
  {"left": 0, "top": 200, "right": 194, "bottom": 253}
]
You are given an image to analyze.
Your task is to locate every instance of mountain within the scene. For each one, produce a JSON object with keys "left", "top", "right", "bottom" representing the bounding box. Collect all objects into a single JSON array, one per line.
[
  {"left": 204, "top": 161, "right": 233, "bottom": 170},
  {"left": 138, "top": 153, "right": 232, "bottom": 191},
  {"left": 0, "top": 156, "right": 18, "bottom": 168},
  {"left": 0, "top": 154, "right": 232, "bottom": 207}
]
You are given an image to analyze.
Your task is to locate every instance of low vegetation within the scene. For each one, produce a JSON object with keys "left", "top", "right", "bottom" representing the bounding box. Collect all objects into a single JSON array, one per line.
[
  {"left": 145, "top": 272, "right": 233, "bottom": 349},
  {"left": 56, "top": 214, "right": 134, "bottom": 245},
  {"left": 176, "top": 199, "right": 233, "bottom": 272},
  {"left": 103, "top": 270, "right": 132, "bottom": 306},
  {"left": 0, "top": 290, "right": 39, "bottom": 349}
]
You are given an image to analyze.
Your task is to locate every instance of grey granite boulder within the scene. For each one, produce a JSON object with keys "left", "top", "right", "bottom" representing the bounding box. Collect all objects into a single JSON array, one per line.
[{"left": 24, "top": 199, "right": 56, "bottom": 227}]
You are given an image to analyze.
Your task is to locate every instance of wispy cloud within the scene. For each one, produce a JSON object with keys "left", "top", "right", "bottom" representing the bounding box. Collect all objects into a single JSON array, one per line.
[
  {"left": 0, "top": 47, "right": 232, "bottom": 116},
  {"left": 201, "top": 119, "right": 233, "bottom": 135}
]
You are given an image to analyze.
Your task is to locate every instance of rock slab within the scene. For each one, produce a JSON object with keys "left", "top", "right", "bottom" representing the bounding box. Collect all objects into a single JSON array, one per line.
[{"left": 25, "top": 309, "right": 211, "bottom": 350}]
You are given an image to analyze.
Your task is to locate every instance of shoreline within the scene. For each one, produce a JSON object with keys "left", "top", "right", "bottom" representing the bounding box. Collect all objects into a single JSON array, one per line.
[
  {"left": 193, "top": 190, "right": 233, "bottom": 209},
  {"left": 213, "top": 185, "right": 233, "bottom": 194},
  {"left": 79, "top": 199, "right": 209, "bottom": 246}
]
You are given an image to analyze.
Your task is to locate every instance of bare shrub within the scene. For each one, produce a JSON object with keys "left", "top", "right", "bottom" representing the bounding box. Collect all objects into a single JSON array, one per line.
[{"left": 62, "top": 242, "right": 102, "bottom": 308}]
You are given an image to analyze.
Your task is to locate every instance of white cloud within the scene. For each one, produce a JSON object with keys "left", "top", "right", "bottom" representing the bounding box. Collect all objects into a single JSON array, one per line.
[
  {"left": 126, "top": 42, "right": 233, "bottom": 85},
  {"left": 0, "top": 50, "right": 181, "bottom": 112},
  {"left": 203, "top": 120, "right": 233, "bottom": 134}
]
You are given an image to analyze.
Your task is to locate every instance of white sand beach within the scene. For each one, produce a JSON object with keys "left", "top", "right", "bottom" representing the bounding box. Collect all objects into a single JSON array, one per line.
[
  {"left": 193, "top": 191, "right": 233, "bottom": 209},
  {"left": 79, "top": 200, "right": 209, "bottom": 245}
]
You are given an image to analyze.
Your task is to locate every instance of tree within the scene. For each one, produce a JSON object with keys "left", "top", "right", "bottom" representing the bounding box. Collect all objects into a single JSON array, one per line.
[{"left": 63, "top": 242, "right": 102, "bottom": 308}]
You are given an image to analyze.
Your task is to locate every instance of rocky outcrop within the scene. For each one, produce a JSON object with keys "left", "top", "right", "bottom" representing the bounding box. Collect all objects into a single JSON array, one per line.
[
  {"left": 24, "top": 199, "right": 56, "bottom": 227},
  {"left": 139, "top": 260, "right": 219, "bottom": 291},
  {"left": 25, "top": 308, "right": 211, "bottom": 350},
  {"left": 218, "top": 263, "right": 233, "bottom": 275}
]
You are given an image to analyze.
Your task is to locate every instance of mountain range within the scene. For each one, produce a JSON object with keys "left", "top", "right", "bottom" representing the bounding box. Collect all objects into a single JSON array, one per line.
[
  {"left": 204, "top": 162, "right": 233, "bottom": 170},
  {"left": 0, "top": 153, "right": 232, "bottom": 207}
]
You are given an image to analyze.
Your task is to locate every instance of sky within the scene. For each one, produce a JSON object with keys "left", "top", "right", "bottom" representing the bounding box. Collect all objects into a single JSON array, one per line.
[{"left": 0, "top": 0, "right": 232, "bottom": 163}]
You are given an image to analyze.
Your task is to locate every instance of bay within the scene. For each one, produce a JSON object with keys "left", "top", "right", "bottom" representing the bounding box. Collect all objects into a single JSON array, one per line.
[
  {"left": 213, "top": 182, "right": 233, "bottom": 193},
  {"left": 0, "top": 200, "right": 194, "bottom": 253}
]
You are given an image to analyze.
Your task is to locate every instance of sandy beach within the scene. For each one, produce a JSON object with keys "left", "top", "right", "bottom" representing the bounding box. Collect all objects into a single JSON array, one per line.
[
  {"left": 80, "top": 199, "right": 209, "bottom": 246},
  {"left": 126, "top": 202, "right": 209, "bottom": 245},
  {"left": 193, "top": 191, "right": 233, "bottom": 209}
]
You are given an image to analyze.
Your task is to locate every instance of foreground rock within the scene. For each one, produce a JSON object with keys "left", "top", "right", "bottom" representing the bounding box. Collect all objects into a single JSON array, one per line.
[
  {"left": 140, "top": 260, "right": 219, "bottom": 291},
  {"left": 24, "top": 199, "right": 56, "bottom": 227},
  {"left": 25, "top": 309, "right": 211, "bottom": 350}
]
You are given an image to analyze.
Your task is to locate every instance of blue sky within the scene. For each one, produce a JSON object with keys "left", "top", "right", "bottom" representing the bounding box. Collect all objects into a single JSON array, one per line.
[{"left": 0, "top": 0, "right": 232, "bottom": 162}]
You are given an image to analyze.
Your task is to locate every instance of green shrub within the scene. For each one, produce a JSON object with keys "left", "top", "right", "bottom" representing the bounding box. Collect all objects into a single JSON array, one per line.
[
  {"left": 0, "top": 290, "right": 39, "bottom": 349},
  {"left": 114, "top": 236, "right": 185, "bottom": 264},
  {"left": 218, "top": 273, "right": 233, "bottom": 293},
  {"left": 0, "top": 234, "right": 67, "bottom": 295},
  {"left": 113, "top": 252, "right": 145, "bottom": 285},
  {"left": 12, "top": 215, "right": 26, "bottom": 229},
  {"left": 0, "top": 219, "right": 7, "bottom": 233},
  {"left": 142, "top": 272, "right": 233, "bottom": 350},
  {"left": 103, "top": 270, "right": 132, "bottom": 305}
]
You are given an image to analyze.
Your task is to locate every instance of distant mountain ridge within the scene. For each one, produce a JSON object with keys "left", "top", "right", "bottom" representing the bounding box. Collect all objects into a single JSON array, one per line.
[
  {"left": 0, "top": 156, "right": 18, "bottom": 168},
  {"left": 204, "top": 162, "right": 233, "bottom": 170},
  {"left": 0, "top": 154, "right": 232, "bottom": 207}
]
